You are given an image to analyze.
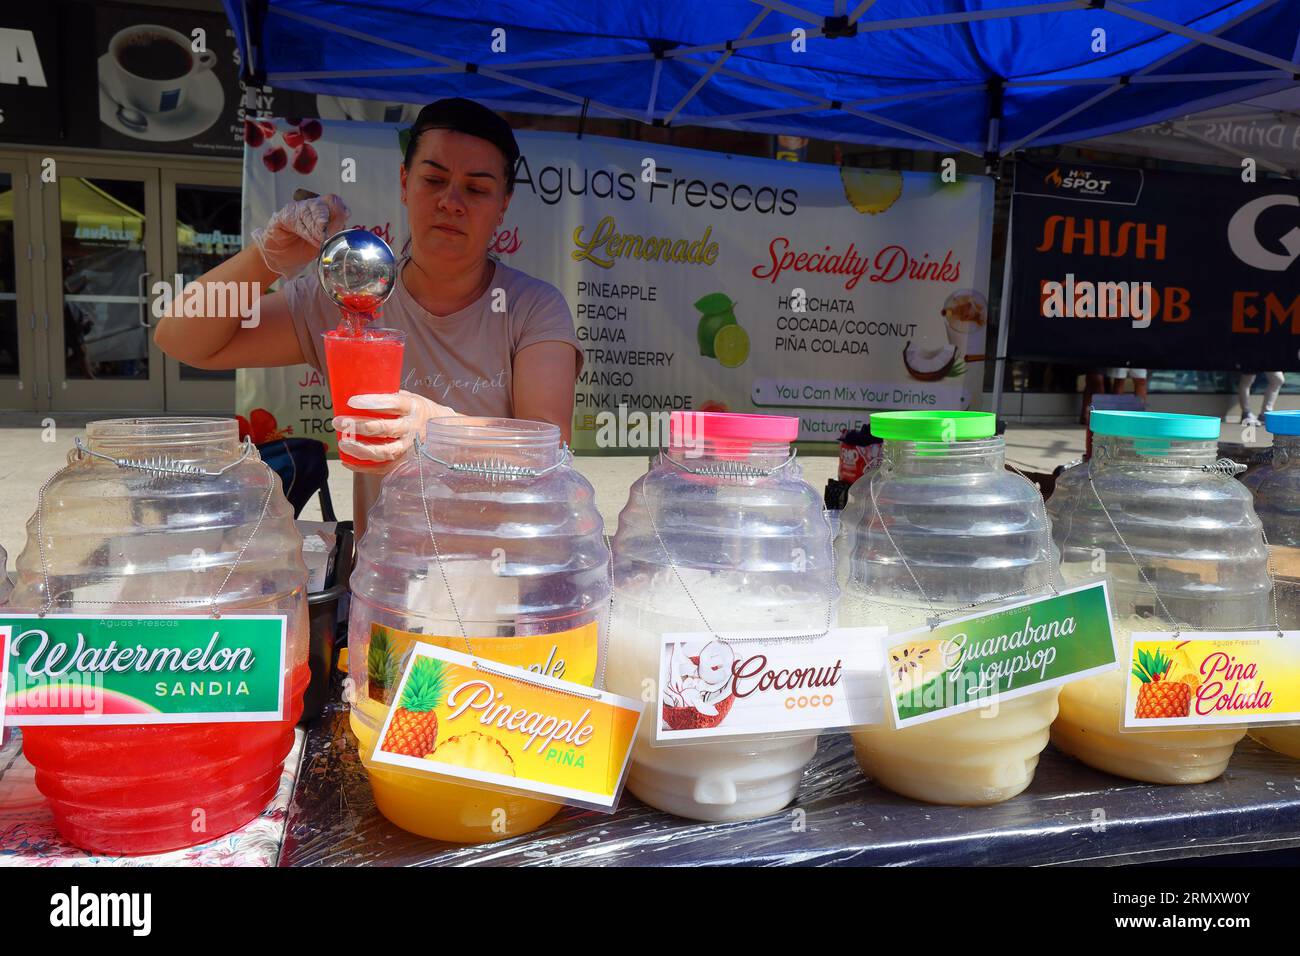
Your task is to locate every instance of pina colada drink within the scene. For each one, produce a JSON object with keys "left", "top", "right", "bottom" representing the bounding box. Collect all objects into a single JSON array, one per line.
[
  {"left": 1048, "top": 411, "right": 1270, "bottom": 783},
  {"left": 607, "top": 412, "right": 837, "bottom": 821},
  {"left": 837, "top": 411, "right": 1060, "bottom": 805},
  {"left": 1239, "top": 410, "right": 1300, "bottom": 761},
  {"left": 348, "top": 418, "right": 610, "bottom": 843}
]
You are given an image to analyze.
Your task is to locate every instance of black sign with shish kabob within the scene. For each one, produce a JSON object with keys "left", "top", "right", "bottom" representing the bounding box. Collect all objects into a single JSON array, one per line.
[{"left": 1007, "top": 159, "right": 1300, "bottom": 371}]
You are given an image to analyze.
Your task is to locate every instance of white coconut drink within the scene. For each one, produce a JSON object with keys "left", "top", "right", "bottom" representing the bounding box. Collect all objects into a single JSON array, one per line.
[{"left": 606, "top": 411, "right": 838, "bottom": 822}]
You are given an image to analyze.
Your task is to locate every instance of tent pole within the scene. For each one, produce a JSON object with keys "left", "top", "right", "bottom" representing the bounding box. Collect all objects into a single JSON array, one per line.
[{"left": 991, "top": 186, "right": 1014, "bottom": 420}]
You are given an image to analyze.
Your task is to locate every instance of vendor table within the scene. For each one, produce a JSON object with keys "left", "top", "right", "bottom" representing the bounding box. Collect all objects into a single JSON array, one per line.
[{"left": 280, "top": 673, "right": 1300, "bottom": 867}]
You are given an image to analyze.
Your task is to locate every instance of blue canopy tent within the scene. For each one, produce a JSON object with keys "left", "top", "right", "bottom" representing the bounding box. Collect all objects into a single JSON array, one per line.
[
  {"left": 220, "top": 0, "right": 1300, "bottom": 409},
  {"left": 223, "top": 1, "right": 1300, "bottom": 160}
]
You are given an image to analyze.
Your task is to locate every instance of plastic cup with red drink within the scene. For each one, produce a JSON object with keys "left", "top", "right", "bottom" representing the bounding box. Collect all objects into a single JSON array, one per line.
[{"left": 323, "top": 327, "right": 406, "bottom": 467}]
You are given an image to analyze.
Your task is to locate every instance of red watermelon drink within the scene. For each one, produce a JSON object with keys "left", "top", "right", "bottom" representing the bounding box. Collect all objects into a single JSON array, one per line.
[
  {"left": 18, "top": 670, "right": 310, "bottom": 854},
  {"left": 323, "top": 327, "right": 406, "bottom": 467},
  {"left": 6, "top": 417, "right": 311, "bottom": 855}
]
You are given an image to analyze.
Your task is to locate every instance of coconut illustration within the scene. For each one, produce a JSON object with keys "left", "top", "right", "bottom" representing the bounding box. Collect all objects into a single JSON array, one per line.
[
  {"left": 661, "top": 640, "right": 737, "bottom": 731},
  {"left": 902, "top": 341, "right": 958, "bottom": 382}
]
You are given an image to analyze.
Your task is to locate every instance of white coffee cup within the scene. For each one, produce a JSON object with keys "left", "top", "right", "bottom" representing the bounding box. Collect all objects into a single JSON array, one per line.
[{"left": 103, "top": 24, "right": 216, "bottom": 116}]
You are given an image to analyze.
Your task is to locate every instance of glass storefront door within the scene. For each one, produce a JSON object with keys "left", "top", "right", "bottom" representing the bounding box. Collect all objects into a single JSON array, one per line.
[
  {"left": 0, "top": 159, "right": 40, "bottom": 410},
  {"left": 42, "top": 162, "right": 164, "bottom": 411},
  {"left": 7, "top": 150, "right": 241, "bottom": 413},
  {"left": 160, "top": 169, "right": 240, "bottom": 412}
]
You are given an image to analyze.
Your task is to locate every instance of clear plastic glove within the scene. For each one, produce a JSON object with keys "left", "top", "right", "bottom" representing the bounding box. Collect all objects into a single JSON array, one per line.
[
  {"left": 334, "top": 390, "right": 457, "bottom": 474},
  {"left": 251, "top": 193, "right": 350, "bottom": 277}
]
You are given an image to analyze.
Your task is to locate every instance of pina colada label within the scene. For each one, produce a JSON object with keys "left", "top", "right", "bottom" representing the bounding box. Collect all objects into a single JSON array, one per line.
[
  {"left": 887, "top": 582, "right": 1119, "bottom": 728},
  {"left": 0, "top": 614, "right": 287, "bottom": 725},
  {"left": 364, "top": 620, "right": 599, "bottom": 705},
  {"left": 370, "top": 643, "right": 641, "bottom": 811},
  {"left": 1123, "top": 632, "right": 1300, "bottom": 729},
  {"left": 653, "top": 627, "right": 886, "bottom": 744}
]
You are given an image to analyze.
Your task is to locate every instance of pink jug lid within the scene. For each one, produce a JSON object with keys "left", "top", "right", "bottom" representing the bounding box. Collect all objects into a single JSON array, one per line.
[{"left": 669, "top": 411, "right": 799, "bottom": 444}]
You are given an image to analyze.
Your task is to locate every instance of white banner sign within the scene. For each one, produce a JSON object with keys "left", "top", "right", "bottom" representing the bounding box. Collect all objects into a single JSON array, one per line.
[{"left": 240, "top": 122, "right": 994, "bottom": 452}]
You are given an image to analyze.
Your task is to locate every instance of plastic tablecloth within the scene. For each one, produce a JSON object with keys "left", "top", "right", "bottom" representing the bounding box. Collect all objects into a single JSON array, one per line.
[
  {"left": 281, "top": 678, "right": 1300, "bottom": 867},
  {"left": 0, "top": 728, "right": 305, "bottom": 867}
]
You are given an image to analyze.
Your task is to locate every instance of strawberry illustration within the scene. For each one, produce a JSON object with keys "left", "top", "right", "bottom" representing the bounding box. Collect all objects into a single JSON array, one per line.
[
  {"left": 292, "top": 143, "right": 318, "bottom": 174},
  {"left": 262, "top": 146, "right": 287, "bottom": 173}
]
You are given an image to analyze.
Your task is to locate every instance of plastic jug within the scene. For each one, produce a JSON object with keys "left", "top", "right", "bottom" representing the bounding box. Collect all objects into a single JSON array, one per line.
[
  {"left": 606, "top": 411, "right": 837, "bottom": 821},
  {"left": 6, "top": 418, "right": 310, "bottom": 854},
  {"left": 1241, "top": 409, "right": 1300, "bottom": 760},
  {"left": 837, "top": 411, "right": 1060, "bottom": 805},
  {"left": 1048, "top": 411, "right": 1271, "bottom": 783},
  {"left": 347, "top": 417, "right": 610, "bottom": 842}
]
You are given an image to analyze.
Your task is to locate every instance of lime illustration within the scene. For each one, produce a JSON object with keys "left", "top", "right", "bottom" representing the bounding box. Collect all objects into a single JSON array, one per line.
[
  {"left": 694, "top": 292, "right": 737, "bottom": 358},
  {"left": 713, "top": 324, "right": 750, "bottom": 368}
]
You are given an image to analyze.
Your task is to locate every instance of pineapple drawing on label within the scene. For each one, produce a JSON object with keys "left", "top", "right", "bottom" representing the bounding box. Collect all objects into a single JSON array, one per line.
[
  {"left": 430, "top": 731, "right": 517, "bottom": 776},
  {"left": 661, "top": 640, "right": 737, "bottom": 731},
  {"left": 366, "top": 625, "right": 403, "bottom": 704},
  {"left": 1133, "top": 647, "right": 1192, "bottom": 719},
  {"left": 382, "top": 657, "right": 447, "bottom": 756}
]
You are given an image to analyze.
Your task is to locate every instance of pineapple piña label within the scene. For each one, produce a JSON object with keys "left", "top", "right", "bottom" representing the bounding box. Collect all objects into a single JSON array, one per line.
[
  {"left": 887, "top": 582, "right": 1119, "bottom": 728},
  {"left": 653, "top": 627, "right": 887, "bottom": 744},
  {"left": 0, "top": 614, "right": 287, "bottom": 725},
  {"left": 1123, "top": 632, "right": 1300, "bottom": 729},
  {"left": 370, "top": 643, "right": 641, "bottom": 810}
]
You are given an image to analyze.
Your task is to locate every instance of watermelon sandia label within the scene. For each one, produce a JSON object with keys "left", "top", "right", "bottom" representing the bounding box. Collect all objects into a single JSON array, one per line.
[
  {"left": 887, "top": 581, "right": 1118, "bottom": 728},
  {"left": 0, "top": 614, "right": 287, "bottom": 726}
]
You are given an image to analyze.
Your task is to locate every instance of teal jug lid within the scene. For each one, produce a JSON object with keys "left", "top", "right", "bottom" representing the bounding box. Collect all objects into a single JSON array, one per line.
[{"left": 1090, "top": 410, "right": 1220, "bottom": 441}]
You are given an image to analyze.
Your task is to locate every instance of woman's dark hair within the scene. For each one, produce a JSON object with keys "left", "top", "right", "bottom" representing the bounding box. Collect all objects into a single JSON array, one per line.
[{"left": 402, "top": 97, "right": 519, "bottom": 192}]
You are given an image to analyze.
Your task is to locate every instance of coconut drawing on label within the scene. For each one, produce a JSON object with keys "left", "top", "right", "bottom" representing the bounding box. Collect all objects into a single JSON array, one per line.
[{"left": 661, "top": 640, "right": 737, "bottom": 730}]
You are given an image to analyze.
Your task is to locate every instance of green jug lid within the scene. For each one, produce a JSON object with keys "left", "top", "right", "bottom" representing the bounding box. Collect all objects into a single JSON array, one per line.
[
  {"left": 1090, "top": 410, "right": 1220, "bottom": 441},
  {"left": 869, "top": 410, "right": 996, "bottom": 442}
]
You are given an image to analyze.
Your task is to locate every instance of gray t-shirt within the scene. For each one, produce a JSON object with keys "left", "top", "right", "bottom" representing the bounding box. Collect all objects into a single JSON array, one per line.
[{"left": 280, "top": 256, "right": 582, "bottom": 531}]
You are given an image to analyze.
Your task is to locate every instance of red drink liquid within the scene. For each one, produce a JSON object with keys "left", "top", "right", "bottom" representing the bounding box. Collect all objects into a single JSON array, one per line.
[
  {"left": 20, "top": 665, "right": 311, "bottom": 855},
  {"left": 323, "top": 327, "right": 406, "bottom": 467}
]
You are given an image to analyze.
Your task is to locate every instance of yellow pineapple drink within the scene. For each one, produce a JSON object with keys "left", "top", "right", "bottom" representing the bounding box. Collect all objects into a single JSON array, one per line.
[
  {"left": 1048, "top": 412, "right": 1270, "bottom": 784},
  {"left": 837, "top": 411, "right": 1060, "bottom": 805},
  {"left": 1239, "top": 413, "right": 1300, "bottom": 760},
  {"left": 348, "top": 418, "right": 610, "bottom": 843}
]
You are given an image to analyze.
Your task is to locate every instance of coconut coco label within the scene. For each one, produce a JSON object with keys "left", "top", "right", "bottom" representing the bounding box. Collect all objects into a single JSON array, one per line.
[
  {"left": 369, "top": 643, "right": 641, "bottom": 811},
  {"left": 653, "top": 627, "right": 887, "bottom": 744},
  {"left": 887, "top": 581, "right": 1119, "bottom": 728},
  {"left": 364, "top": 621, "right": 599, "bottom": 705},
  {"left": 1123, "top": 632, "right": 1300, "bottom": 729},
  {"left": 0, "top": 614, "right": 287, "bottom": 725}
]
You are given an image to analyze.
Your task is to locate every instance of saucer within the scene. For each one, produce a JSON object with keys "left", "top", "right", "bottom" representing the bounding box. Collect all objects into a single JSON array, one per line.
[{"left": 97, "top": 52, "right": 225, "bottom": 141}]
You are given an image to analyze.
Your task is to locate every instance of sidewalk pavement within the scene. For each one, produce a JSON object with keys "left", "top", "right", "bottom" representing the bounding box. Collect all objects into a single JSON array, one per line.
[{"left": 0, "top": 419, "right": 1094, "bottom": 571}]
